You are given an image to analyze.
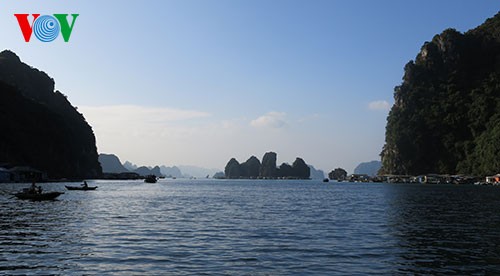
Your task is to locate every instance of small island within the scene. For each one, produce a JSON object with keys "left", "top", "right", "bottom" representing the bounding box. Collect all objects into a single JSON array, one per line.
[{"left": 222, "top": 152, "right": 310, "bottom": 179}]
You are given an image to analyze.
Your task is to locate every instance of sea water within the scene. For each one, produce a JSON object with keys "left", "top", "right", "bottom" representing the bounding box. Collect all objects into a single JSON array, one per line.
[{"left": 1, "top": 179, "right": 499, "bottom": 275}]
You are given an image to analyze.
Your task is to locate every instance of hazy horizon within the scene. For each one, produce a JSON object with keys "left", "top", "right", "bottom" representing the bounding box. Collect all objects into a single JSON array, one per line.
[{"left": 2, "top": 1, "right": 499, "bottom": 173}]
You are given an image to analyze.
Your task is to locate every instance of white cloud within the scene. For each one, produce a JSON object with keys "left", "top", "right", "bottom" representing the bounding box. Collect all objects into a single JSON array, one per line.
[
  {"left": 77, "top": 105, "right": 215, "bottom": 167},
  {"left": 250, "top": 112, "right": 287, "bottom": 128},
  {"left": 78, "top": 104, "right": 211, "bottom": 148},
  {"left": 368, "top": 100, "right": 390, "bottom": 111},
  {"left": 80, "top": 105, "right": 210, "bottom": 125}
]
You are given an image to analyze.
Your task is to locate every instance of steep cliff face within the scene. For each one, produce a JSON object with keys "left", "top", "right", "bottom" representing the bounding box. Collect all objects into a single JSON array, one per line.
[
  {"left": 381, "top": 12, "right": 500, "bottom": 175},
  {"left": 0, "top": 50, "right": 102, "bottom": 179},
  {"left": 260, "top": 152, "right": 277, "bottom": 178}
]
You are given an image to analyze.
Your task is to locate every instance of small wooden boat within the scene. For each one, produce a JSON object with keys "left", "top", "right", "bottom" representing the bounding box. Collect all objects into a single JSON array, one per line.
[
  {"left": 65, "top": 185, "right": 98, "bottom": 190},
  {"left": 14, "top": 191, "right": 64, "bottom": 201}
]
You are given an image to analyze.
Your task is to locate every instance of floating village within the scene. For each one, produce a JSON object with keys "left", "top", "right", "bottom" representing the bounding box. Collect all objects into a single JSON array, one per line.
[
  {"left": 338, "top": 173, "right": 500, "bottom": 185},
  {"left": 1, "top": 163, "right": 500, "bottom": 186}
]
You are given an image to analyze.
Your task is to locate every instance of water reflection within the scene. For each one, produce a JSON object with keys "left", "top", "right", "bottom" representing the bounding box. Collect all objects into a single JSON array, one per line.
[{"left": 387, "top": 184, "right": 500, "bottom": 274}]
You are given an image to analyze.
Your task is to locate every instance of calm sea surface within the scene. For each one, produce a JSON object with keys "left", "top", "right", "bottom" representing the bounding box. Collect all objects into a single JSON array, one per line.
[{"left": 1, "top": 179, "right": 500, "bottom": 275}]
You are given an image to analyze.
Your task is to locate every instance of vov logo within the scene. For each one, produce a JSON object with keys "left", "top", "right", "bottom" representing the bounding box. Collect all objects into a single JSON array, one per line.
[{"left": 14, "top": 14, "right": 79, "bottom": 42}]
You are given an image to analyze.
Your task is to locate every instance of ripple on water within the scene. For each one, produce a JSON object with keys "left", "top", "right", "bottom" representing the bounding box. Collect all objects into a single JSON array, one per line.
[{"left": 1, "top": 180, "right": 500, "bottom": 275}]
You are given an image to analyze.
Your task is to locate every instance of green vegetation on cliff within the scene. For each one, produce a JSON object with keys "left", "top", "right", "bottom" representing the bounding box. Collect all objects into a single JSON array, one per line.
[
  {"left": 381, "top": 12, "right": 500, "bottom": 176},
  {"left": 0, "top": 50, "right": 101, "bottom": 179}
]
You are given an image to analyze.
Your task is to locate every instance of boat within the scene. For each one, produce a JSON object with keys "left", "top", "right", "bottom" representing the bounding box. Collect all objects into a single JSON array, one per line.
[
  {"left": 14, "top": 191, "right": 64, "bottom": 201},
  {"left": 144, "top": 175, "right": 157, "bottom": 183},
  {"left": 323, "top": 178, "right": 330, "bottom": 182},
  {"left": 65, "top": 185, "right": 98, "bottom": 190}
]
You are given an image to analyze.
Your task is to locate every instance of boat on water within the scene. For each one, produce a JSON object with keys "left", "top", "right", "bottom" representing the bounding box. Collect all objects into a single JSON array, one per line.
[
  {"left": 323, "top": 178, "right": 330, "bottom": 183},
  {"left": 14, "top": 191, "right": 64, "bottom": 201},
  {"left": 65, "top": 185, "right": 98, "bottom": 190},
  {"left": 144, "top": 175, "right": 158, "bottom": 183}
]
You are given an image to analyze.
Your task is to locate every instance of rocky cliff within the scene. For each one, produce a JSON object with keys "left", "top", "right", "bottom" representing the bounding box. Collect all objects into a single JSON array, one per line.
[
  {"left": 260, "top": 152, "right": 277, "bottom": 178},
  {"left": 380, "top": 12, "right": 500, "bottom": 175},
  {"left": 99, "top": 153, "right": 129, "bottom": 173},
  {"left": 0, "top": 50, "right": 101, "bottom": 179},
  {"left": 224, "top": 152, "right": 311, "bottom": 179}
]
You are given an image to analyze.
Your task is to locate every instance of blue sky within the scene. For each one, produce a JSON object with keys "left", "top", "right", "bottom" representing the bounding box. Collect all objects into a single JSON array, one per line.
[{"left": 1, "top": 1, "right": 499, "bottom": 173}]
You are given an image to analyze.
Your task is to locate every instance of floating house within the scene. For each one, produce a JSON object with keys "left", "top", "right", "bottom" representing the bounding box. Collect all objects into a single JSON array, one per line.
[
  {"left": 347, "top": 174, "right": 371, "bottom": 182},
  {"left": 9, "top": 166, "right": 47, "bottom": 182},
  {"left": 418, "top": 174, "right": 450, "bottom": 184},
  {"left": 486, "top": 174, "right": 500, "bottom": 184}
]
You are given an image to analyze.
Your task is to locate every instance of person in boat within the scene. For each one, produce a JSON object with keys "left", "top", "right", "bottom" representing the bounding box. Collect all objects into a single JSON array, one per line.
[
  {"left": 29, "top": 181, "right": 37, "bottom": 194},
  {"left": 29, "top": 181, "right": 42, "bottom": 194},
  {"left": 81, "top": 181, "right": 88, "bottom": 188}
]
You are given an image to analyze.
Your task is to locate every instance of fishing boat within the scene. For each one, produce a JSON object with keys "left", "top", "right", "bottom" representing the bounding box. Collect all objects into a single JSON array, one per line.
[
  {"left": 65, "top": 185, "right": 98, "bottom": 190},
  {"left": 14, "top": 191, "right": 64, "bottom": 201},
  {"left": 144, "top": 175, "right": 158, "bottom": 183}
]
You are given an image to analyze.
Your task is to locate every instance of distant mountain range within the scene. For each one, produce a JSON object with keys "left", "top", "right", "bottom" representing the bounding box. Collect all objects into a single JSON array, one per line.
[
  {"left": 160, "top": 166, "right": 183, "bottom": 178},
  {"left": 99, "top": 153, "right": 326, "bottom": 179},
  {"left": 98, "top": 153, "right": 220, "bottom": 178},
  {"left": 176, "top": 165, "right": 219, "bottom": 178}
]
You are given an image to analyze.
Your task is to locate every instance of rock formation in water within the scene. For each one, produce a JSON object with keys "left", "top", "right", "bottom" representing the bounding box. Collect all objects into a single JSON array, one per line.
[
  {"left": 354, "top": 161, "right": 382, "bottom": 176},
  {"left": 260, "top": 152, "right": 277, "bottom": 178},
  {"left": 328, "top": 168, "right": 347, "bottom": 180},
  {"left": 224, "top": 158, "right": 241, "bottom": 179},
  {"left": 291, "top": 158, "right": 310, "bottom": 179},
  {"left": 223, "top": 152, "right": 311, "bottom": 179},
  {"left": 0, "top": 50, "right": 101, "bottom": 179},
  {"left": 99, "top": 153, "right": 129, "bottom": 173},
  {"left": 277, "top": 163, "right": 294, "bottom": 178},
  {"left": 134, "top": 166, "right": 163, "bottom": 177},
  {"left": 240, "top": 156, "right": 261, "bottom": 178},
  {"left": 380, "top": 12, "right": 500, "bottom": 176}
]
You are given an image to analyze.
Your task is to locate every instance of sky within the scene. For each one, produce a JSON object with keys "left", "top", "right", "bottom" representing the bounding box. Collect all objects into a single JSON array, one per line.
[{"left": 1, "top": 1, "right": 499, "bottom": 173}]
